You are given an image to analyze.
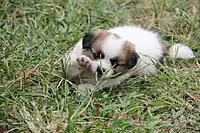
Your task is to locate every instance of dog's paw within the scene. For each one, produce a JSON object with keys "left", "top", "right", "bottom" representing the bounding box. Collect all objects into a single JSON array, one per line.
[{"left": 77, "top": 55, "right": 92, "bottom": 68}]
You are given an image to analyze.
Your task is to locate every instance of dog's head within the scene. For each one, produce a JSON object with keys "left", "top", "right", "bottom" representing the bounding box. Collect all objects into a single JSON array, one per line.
[{"left": 81, "top": 29, "right": 140, "bottom": 76}]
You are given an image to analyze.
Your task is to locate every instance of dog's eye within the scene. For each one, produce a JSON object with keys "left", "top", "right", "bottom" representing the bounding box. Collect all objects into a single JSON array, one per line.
[
  {"left": 100, "top": 53, "right": 105, "bottom": 59},
  {"left": 110, "top": 57, "right": 118, "bottom": 68},
  {"left": 93, "top": 52, "right": 105, "bottom": 59}
]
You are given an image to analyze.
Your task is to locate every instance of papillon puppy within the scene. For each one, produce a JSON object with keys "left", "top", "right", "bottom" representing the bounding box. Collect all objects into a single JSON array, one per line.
[{"left": 62, "top": 25, "right": 195, "bottom": 87}]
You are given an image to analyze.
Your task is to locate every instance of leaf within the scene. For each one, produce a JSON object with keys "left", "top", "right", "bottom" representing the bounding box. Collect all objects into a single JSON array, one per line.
[
  {"left": 94, "top": 103, "right": 103, "bottom": 112},
  {"left": 112, "top": 120, "right": 132, "bottom": 128},
  {"left": 145, "top": 119, "right": 162, "bottom": 130},
  {"left": 12, "top": 8, "right": 22, "bottom": 19},
  {"left": 187, "top": 0, "right": 197, "bottom": 19}
]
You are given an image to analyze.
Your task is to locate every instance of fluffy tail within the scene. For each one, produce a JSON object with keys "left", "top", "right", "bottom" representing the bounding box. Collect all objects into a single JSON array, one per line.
[{"left": 167, "top": 43, "right": 195, "bottom": 59}]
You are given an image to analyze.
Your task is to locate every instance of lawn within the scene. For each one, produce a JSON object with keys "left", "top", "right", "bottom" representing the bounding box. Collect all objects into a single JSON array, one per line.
[{"left": 0, "top": 0, "right": 200, "bottom": 132}]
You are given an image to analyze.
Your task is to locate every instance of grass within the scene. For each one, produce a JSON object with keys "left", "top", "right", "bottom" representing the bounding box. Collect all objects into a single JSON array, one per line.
[{"left": 0, "top": 0, "right": 200, "bottom": 132}]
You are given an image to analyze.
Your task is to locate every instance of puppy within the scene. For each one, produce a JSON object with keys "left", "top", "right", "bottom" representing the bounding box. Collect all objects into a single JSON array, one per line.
[{"left": 62, "top": 25, "right": 195, "bottom": 87}]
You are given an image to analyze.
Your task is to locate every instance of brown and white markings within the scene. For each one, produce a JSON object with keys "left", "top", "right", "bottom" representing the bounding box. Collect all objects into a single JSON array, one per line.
[{"left": 63, "top": 25, "right": 195, "bottom": 87}]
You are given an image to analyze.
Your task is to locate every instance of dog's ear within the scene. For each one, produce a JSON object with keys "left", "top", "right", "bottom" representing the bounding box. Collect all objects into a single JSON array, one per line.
[
  {"left": 127, "top": 51, "right": 139, "bottom": 68},
  {"left": 82, "top": 32, "right": 96, "bottom": 49}
]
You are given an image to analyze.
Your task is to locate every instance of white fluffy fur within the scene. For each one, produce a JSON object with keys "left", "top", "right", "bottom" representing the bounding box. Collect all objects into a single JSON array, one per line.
[
  {"left": 106, "top": 25, "right": 164, "bottom": 76},
  {"left": 168, "top": 43, "right": 195, "bottom": 59},
  {"left": 63, "top": 25, "right": 195, "bottom": 87}
]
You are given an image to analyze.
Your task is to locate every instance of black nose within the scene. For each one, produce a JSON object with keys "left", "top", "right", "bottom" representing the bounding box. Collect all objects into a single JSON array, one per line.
[{"left": 97, "top": 67, "right": 106, "bottom": 75}]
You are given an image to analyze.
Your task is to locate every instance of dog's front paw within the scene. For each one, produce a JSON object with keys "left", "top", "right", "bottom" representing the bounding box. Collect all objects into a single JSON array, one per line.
[{"left": 77, "top": 55, "right": 92, "bottom": 68}]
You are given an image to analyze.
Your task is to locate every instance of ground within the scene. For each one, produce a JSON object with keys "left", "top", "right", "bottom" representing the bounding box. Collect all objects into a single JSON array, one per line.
[{"left": 0, "top": 0, "right": 200, "bottom": 132}]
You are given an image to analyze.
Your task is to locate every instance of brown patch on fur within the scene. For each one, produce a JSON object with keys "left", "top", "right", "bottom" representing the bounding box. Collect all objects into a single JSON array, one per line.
[
  {"left": 91, "top": 29, "right": 110, "bottom": 53},
  {"left": 112, "top": 41, "right": 138, "bottom": 75},
  {"left": 117, "top": 41, "right": 136, "bottom": 65}
]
